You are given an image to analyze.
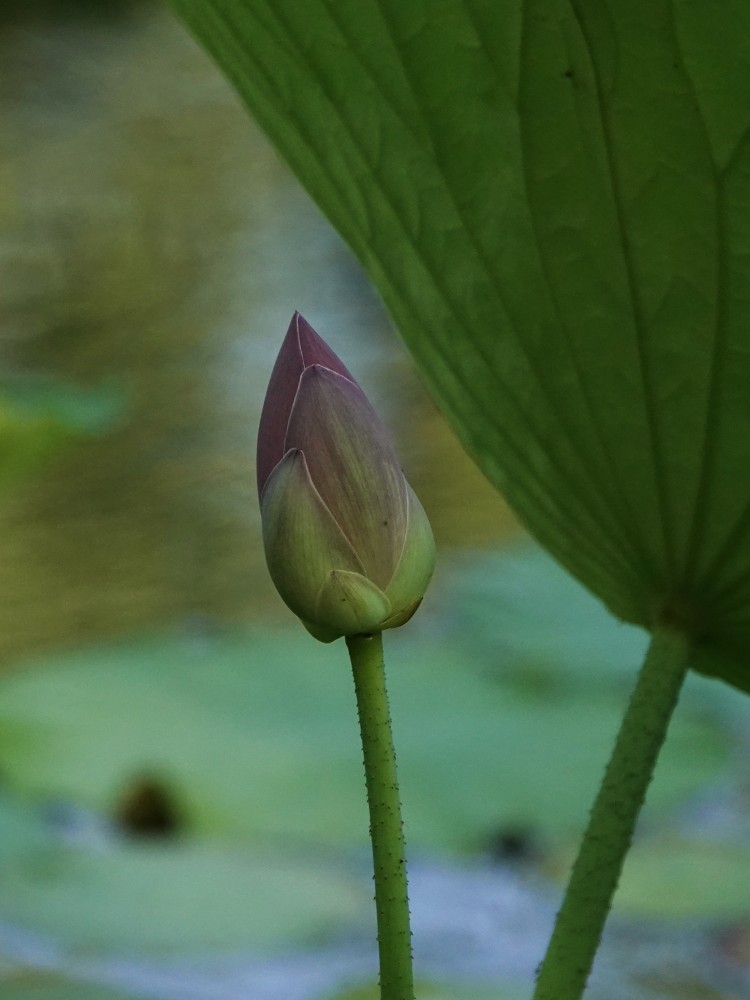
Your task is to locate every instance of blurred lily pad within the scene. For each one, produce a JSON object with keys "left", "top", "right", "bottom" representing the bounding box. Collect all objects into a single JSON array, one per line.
[
  {"left": 0, "top": 788, "right": 57, "bottom": 861},
  {"left": 0, "top": 837, "right": 365, "bottom": 955},
  {"left": 0, "top": 377, "right": 123, "bottom": 487},
  {"left": 0, "top": 971, "right": 137, "bottom": 1000},
  {"left": 0, "top": 377, "right": 123, "bottom": 434},
  {"left": 444, "top": 544, "right": 750, "bottom": 723},
  {"left": 445, "top": 545, "right": 650, "bottom": 687},
  {"left": 0, "top": 625, "right": 729, "bottom": 854},
  {"left": 330, "top": 980, "right": 520, "bottom": 1000},
  {"left": 614, "top": 838, "right": 750, "bottom": 920},
  {"left": 548, "top": 835, "right": 750, "bottom": 921}
]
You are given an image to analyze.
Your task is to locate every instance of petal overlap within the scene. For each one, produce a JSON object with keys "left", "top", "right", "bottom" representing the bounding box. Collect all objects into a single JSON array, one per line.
[{"left": 257, "top": 314, "right": 435, "bottom": 641}]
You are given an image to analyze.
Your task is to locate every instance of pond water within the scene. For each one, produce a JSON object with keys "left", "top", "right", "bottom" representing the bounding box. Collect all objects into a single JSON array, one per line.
[{"left": 0, "top": 6, "right": 748, "bottom": 1000}]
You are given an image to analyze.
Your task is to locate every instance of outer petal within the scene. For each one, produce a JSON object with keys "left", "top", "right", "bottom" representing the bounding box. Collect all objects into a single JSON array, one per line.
[
  {"left": 299, "top": 618, "right": 342, "bottom": 644},
  {"left": 260, "top": 449, "right": 364, "bottom": 623},
  {"left": 256, "top": 313, "right": 354, "bottom": 494},
  {"left": 286, "top": 365, "right": 407, "bottom": 588},
  {"left": 383, "top": 484, "right": 436, "bottom": 627},
  {"left": 315, "top": 569, "right": 392, "bottom": 636}
]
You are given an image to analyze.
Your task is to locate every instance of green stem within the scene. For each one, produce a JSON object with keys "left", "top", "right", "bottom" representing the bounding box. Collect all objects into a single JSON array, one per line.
[
  {"left": 347, "top": 632, "right": 415, "bottom": 1000},
  {"left": 532, "top": 624, "right": 690, "bottom": 1000}
]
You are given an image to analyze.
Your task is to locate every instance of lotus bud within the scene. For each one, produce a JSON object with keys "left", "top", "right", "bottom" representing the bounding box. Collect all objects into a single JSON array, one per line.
[{"left": 257, "top": 312, "right": 436, "bottom": 642}]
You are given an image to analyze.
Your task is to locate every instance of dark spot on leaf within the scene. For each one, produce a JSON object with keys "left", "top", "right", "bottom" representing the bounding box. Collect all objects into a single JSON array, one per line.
[
  {"left": 114, "top": 773, "right": 183, "bottom": 839},
  {"left": 487, "top": 824, "right": 540, "bottom": 865}
]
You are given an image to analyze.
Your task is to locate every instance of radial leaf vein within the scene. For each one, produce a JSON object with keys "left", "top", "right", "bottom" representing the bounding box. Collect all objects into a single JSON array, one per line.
[
  {"left": 570, "top": 0, "right": 675, "bottom": 587},
  {"left": 365, "top": 0, "right": 642, "bottom": 569}
]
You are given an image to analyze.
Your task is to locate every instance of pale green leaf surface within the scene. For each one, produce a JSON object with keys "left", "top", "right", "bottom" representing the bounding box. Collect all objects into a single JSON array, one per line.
[
  {"left": 0, "top": 839, "right": 364, "bottom": 955},
  {"left": 0, "top": 379, "right": 122, "bottom": 488},
  {"left": 0, "top": 750, "right": 364, "bottom": 956},
  {"left": 168, "top": 0, "right": 750, "bottom": 692},
  {"left": 0, "top": 626, "right": 727, "bottom": 853},
  {"left": 444, "top": 545, "right": 750, "bottom": 745},
  {"left": 0, "top": 974, "right": 137, "bottom": 1000},
  {"left": 443, "top": 545, "right": 650, "bottom": 687},
  {"left": 329, "top": 980, "right": 522, "bottom": 1000},
  {"left": 616, "top": 839, "right": 750, "bottom": 919},
  {"left": 551, "top": 836, "right": 750, "bottom": 919}
]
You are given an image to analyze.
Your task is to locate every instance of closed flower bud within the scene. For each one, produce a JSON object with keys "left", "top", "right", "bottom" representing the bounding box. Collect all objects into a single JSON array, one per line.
[{"left": 257, "top": 312, "right": 435, "bottom": 642}]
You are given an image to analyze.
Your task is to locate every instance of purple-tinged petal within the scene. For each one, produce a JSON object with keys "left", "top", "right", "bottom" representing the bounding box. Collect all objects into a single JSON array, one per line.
[
  {"left": 256, "top": 313, "right": 355, "bottom": 494},
  {"left": 285, "top": 365, "right": 408, "bottom": 588},
  {"left": 295, "top": 312, "right": 354, "bottom": 378},
  {"left": 260, "top": 449, "right": 364, "bottom": 624},
  {"left": 257, "top": 314, "right": 434, "bottom": 640},
  {"left": 315, "top": 569, "right": 392, "bottom": 636}
]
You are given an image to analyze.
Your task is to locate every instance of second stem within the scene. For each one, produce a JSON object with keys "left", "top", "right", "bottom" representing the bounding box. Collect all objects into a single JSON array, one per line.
[{"left": 532, "top": 624, "right": 690, "bottom": 1000}]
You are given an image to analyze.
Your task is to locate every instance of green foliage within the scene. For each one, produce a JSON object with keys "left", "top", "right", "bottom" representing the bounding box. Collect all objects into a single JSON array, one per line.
[
  {"left": 0, "top": 621, "right": 727, "bottom": 856},
  {"left": 167, "top": 0, "right": 750, "bottom": 693},
  {"left": 615, "top": 838, "right": 750, "bottom": 919},
  {"left": 0, "top": 546, "right": 745, "bottom": 957},
  {"left": 546, "top": 831, "right": 750, "bottom": 919},
  {"left": 443, "top": 546, "right": 649, "bottom": 687},
  {"left": 0, "top": 972, "right": 136, "bottom": 1000},
  {"left": 444, "top": 545, "right": 750, "bottom": 724},
  {"left": 329, "top": 981, "right": 520, "bottom": 1000},
  {"left": 0, "top": 377, "right": 122, "bottom": 487},
  {"left": 0, "top": 776, "right": 364, "bottom": 955},
  {"left": 0, "top": 838, "right": 364, "bottom": 954}
]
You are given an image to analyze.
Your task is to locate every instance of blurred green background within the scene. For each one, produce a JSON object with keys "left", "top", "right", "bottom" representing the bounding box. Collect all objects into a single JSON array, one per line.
[{"left": 0, "top": 3, "right": 748, "bottom": 999}]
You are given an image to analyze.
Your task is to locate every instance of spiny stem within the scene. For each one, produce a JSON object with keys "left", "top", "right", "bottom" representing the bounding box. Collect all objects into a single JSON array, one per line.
[
  {"left": 532, "top": 624, "right": 690, "bottom": 1000},
  {"left": 347, "top": 632, "right": 415, "bottom": 1000}
]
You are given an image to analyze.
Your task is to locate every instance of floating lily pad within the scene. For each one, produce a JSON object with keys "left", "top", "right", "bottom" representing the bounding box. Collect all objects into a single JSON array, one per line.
[
  {"left": 444, "top": 546, "right": 650, "bottom": 688},
  {"left": 0, "top": 759, "right": 365, "bottom": 956},
  {"left": 547, "top": 836, "right": 750, "bottom": 921},
  {"left": 0, "top": 836, "right": 365, "bottom": 955},
  {"left": 0, "top": 968, "right": 136, "bottom": 1000},
  {"left": 615, "top": 838, "right": 750, "bottom": 920},
  {"left": 443, "top": 544, "right": 748, "bottom": 725},
  {"left": 330, "top": 980, "right": 521, "bottom": 1000},
  {"left": 0, "top": 378, "right": 123, "bottom": 487},
  {"left": 0, "top": 788, "right": 57, "bottom": 861},
  {"left": 0, "top": 626, "right": 729, "bottom": 855},
  {"left": 0, "top": 377, "right": 122, "bottom": 435}
]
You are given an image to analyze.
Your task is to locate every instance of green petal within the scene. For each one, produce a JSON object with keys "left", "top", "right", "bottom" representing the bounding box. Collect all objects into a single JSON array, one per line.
[
  {"left": 300, "top": 618, "right": 341, "bottom": 644},
  {"left": 383, "top": 484, "right": 436, "bottom": 628},
  {"left": 380, "top": 598, "right": 423, "bottom": 632},
  {"left": 315, "top": 569, "right": 391, "bottom": 636},
  {"left": 261, "top": 450, "right": 363, "bottom": 625}
]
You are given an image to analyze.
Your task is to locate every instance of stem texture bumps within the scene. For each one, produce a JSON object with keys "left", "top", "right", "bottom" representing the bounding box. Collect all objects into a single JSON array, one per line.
[
  {"left": 347, "top": 632, "right": 415, "bottom": 1000},
  {"left": 533, "top": 625, "right": 690, "bottom": 1000}
]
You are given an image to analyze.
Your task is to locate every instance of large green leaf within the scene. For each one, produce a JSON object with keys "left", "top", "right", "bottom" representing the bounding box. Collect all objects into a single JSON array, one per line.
[{"left": 167, "top": 0, "right": 750, "bottom": 692}]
